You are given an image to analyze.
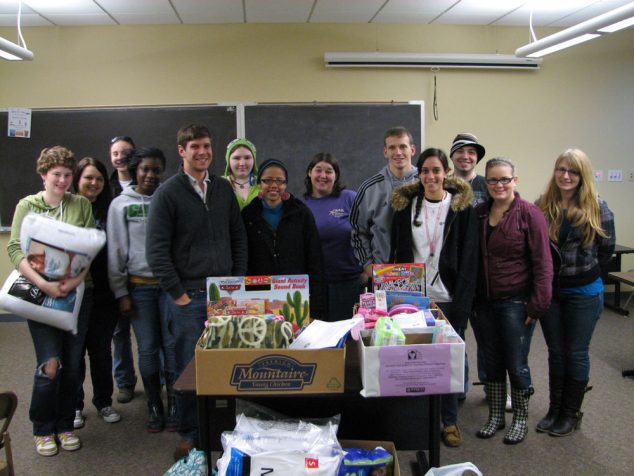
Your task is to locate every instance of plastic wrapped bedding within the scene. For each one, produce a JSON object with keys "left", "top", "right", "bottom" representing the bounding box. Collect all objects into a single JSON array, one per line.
[{"left": 0, "top": 213, "right": 105, "bottom": 333}]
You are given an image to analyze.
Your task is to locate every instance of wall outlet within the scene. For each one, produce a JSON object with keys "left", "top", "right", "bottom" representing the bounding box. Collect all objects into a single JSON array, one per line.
[
  {"left": 607, "top": 169, "right": 623, "bottom": 182},
  {"left": 628, "top": 170, "right": 634, "bottom": 182},
  {"left": 593, "top": 170, "right": 603, "bottom": 182}
]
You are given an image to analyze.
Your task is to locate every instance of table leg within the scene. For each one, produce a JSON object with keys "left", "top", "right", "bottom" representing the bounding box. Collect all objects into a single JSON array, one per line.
[
  {"left": 429, "top": 394, "right": 440, "bottom": 468},
  {"left": 197, "top": 395, "right": 211, "bottom": 476}
]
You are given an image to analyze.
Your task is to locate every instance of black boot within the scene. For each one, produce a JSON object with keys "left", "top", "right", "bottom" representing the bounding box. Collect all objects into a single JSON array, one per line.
[
  {"left": 549, "top": 378, "right": 588, "bottom": 437},
  {"left": 536, "top": 373, "right": 564, "bottom": 433},
  {"left": 165, "top": 372, "right": 178, "bottom": 432},
  {"left": 142, "top": 374, "right": 165, "bottom": 433}
]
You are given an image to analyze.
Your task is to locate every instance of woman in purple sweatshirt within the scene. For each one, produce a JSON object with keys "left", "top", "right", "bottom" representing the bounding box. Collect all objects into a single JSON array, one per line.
[{"left": 473, "top": 158, "right": 553, "bottom": 445}]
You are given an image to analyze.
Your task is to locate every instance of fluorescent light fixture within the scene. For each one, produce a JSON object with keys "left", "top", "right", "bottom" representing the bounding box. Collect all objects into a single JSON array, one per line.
[
  {"left": 516, "top": 1, "right": 634, "bottom": 58},
  {"left": 324, "top": 52, "right": 541, "bottom": 70},
  {"left": 0, "top": 36, "right": 34, "bottom": 61}
]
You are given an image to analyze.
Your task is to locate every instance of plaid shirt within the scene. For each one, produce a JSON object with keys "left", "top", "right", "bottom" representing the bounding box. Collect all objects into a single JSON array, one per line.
[{"left": 551, "top": 197, "right": 615, "bottom": 288}]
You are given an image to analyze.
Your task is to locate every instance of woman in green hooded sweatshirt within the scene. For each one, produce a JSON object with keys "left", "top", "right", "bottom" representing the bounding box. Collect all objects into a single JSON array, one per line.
[{"left": 223, "top": 138, "right": 259, "bottom": 210}]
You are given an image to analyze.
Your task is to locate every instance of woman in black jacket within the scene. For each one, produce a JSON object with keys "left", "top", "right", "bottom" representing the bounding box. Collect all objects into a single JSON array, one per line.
[
  {"left": 390, "top": 148, "right": 477, "bottom": 448},
  {"left": 242, "top": 159, "right": 325, "bottom": 321}
]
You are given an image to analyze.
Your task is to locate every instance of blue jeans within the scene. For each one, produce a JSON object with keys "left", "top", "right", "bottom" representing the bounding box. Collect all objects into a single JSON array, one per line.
[
  {"left": 435, "top": 302, "right": 467, "bottom": 426},
  {"left": 327, "top": 277, "right": 363, "bottom": 322},
  {"left": 129, "top": 284, "right": 176, "bottom": 381},
  {"left": 112, "top": 310, "right": 137, "bottom": 390},
  {"left": 77, "top": 292, "right": 118, "bottom": 411},
  {"left": 28, "top": 289, "right": 93, "bottom": 436},
  {"left": 473, "top": 297, "right": 536, "bottom": 389},
  {"left": 540, "top": 292, "right": 602, "bottom": 382},
  {"left": 169, "top": 290, "right": 208, "bottom": 442}
]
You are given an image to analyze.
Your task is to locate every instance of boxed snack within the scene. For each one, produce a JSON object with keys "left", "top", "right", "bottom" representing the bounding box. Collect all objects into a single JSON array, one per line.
[
  {"left": 372, "top": 263, "right": 426, "bottom": 294},
  {"left": 207, "top": 275, "right": 310, "bottom": 328}
]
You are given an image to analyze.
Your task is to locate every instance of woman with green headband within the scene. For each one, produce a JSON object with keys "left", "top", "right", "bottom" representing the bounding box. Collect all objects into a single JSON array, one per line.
[{"left": 224, "top": 138, "right": 259, "bottom": 210}]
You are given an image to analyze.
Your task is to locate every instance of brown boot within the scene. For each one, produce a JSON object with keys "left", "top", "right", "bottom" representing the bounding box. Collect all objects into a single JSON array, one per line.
[{"left": 173, "top": 439, "right": 195, "bottom": 461}]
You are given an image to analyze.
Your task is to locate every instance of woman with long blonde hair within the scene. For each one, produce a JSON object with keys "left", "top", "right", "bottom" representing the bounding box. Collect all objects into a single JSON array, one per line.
[{"left": 536, "top": 148, "right": 615, "bottom": 437}]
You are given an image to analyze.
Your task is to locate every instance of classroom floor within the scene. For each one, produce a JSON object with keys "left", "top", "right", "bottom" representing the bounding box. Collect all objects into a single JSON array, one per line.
[{"left": 1, "top": 303, "right": 633, "bottom": 475}]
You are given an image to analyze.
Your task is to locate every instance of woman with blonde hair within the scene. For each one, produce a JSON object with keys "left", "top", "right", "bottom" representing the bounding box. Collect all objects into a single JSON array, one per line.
[{"left": 535, "top": 149, "right": 615, "bottom": 437}]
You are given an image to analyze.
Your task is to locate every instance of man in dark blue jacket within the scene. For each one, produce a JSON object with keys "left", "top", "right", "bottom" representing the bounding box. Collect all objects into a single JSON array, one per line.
[{"left": 146, "top": 124, "right": 247, "bottom": 460}]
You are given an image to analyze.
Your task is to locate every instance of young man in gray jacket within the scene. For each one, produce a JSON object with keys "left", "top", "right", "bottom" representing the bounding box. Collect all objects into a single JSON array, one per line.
[
  {"left": 350, "top": 126, "right": 418, "bottom": 285},
  {"left": 146, "top": 124, "right": 247, "bottom": 460}
]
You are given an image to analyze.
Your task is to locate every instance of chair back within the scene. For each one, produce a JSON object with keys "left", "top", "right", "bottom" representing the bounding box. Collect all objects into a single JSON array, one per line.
[{"left": 0, "top": 391, "right": 18, "bottom": 450}]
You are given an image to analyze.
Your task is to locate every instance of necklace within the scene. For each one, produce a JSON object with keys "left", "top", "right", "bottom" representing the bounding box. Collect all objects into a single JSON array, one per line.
[
  {"left": 231, "top": 177, "right": 249, "bottom": 189},
  {"left": 422, "top": 192, "right": 447, "bottom": 257}
]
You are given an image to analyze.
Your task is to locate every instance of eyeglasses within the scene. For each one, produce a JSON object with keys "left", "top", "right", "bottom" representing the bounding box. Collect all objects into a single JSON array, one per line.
[
  {"left": 554, "top": 167, "right": 580, "bottom": 177},
  {"left": 260, "top": 178, "right": 287, "bottom": 186},
  {"left": 485, "top": 177, "right": 514, "bottom": 186}
]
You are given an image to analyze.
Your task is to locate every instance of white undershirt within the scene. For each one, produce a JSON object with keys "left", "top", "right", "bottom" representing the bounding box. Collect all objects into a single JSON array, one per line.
[{"left": 411, "top": 192, "right": 452, "bottom": 302}]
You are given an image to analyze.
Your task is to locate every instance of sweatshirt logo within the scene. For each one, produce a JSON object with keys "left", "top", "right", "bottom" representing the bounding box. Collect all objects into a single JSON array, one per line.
[
  {"left": 329, "top": 208, "right": 347, "bottom": 218},
  {"left": 230, "top": 355, "right": 316, "bottom": 391},
  {"left": 126, "top": 203, "right": 149, "bottom": 220}
]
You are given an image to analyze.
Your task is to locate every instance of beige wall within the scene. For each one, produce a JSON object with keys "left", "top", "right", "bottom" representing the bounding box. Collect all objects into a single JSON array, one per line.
[{"left": 2, "top": 23, "right": 634, "bottom": 284}]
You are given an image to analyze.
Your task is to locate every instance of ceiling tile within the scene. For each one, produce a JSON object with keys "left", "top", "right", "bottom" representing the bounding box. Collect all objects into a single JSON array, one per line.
[
  {"left": 0, "top": 13, "right": 49, "bottom": 26},
  {"left": 494, "top": 1, "right": 597, "bottom": 27},
  {"left": 44, "top": 14, "right": 115, "bottom": 26},
  {"left": 173, "top": 0, "right": 244, "bottom": 23},
  {"left": 310, "top": 0, "right": 384, "bottom": 23},
  {"left": 245, "top": 0, "right": 314, "bottom": 23},
  {"left": 0, "top": 1, "right": 35, "bottom": 14},
  {"left": 433, "top": 0, "right": 524, "bottom": 25},
  {"left": 374, "top": 0, "right": 457, "bottom": 23},
  {"left": 23, "top": 0, "right": 102, "bottom": 15}
]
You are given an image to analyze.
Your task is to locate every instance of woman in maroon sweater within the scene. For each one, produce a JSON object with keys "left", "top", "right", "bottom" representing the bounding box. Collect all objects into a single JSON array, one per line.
[{"left": 473, "top": 158, "right": 553, "bottom": 445}]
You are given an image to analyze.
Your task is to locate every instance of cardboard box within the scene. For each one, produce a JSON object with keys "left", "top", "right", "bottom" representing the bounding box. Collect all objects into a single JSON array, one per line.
[
  {"left": 358, "top": 321, "right": 465, "bottom": 397},
  {"left": 195, "top": 345, "right": 345, "bottom": 395},
  {"left": 338, "top": 440, "right": 401, "bottom": 476}
]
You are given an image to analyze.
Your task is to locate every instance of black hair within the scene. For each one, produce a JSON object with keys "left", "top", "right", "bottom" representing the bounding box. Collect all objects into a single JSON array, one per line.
[
  {"left": 73, "top": 157, "right": 112, "bottom": 224},
  {"left": 303, "top": 152, "right": 345, "bottom": 198},
  {"left": 110, "top": 136, "right": 136, "bottom": 148},
  {"left": 127, "top": 147, "right": 167, "bottom": 185},
  {"left": 412, "top": 148, "right": 449, "bottom": 227}
]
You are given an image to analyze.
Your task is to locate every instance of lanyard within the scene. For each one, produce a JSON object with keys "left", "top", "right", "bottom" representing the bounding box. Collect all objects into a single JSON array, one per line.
[{"left": 422, "top": 193, "right": 446, "bottom": 257}]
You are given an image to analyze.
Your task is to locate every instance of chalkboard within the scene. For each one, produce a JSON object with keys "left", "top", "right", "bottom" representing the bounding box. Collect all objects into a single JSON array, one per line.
[
  {"left": 0, "top": 106, "right": 237, "bottom": 227},
  {"left": 244, "top": 103, "right": 423, "bottom": 197}
]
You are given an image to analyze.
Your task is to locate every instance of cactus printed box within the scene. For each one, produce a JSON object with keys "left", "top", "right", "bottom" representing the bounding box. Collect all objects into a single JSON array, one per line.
[{"left": 207, "top": 275, "right": 311, "bottom": 328}]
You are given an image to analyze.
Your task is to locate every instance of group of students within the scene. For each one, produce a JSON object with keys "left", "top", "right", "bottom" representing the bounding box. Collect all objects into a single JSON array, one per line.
[
  {"left": 351, "top": 128, "right": 615, "bottom": 448},
  {"left": 7, "top": 123, "right": 615, "bottom": 460}
]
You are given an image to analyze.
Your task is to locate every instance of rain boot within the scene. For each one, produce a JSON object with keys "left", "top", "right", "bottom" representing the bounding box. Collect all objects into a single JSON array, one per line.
[
  {"left": 503, "top": 386, "right": 533, "bottom": 444},
  {"left": 536, "top": 373, "right": 564, "bottom": 433},
  {"left": 549, "top": 378, "right": 588, "bottom": 437},
  {"left": 476, "top": 381, "right": 506, "bottom": 439},
  {"left": 142, "top": 374, "right": 165, "bottom": 433}
]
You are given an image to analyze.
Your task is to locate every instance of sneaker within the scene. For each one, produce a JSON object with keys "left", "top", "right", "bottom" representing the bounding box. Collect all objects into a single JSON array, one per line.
[
  {"left": 441, "top": 425, "right": 463, "bottom": 447},
  {"left": 34, "top": 435, "right": 58, "bottom": 456},
  {"left": 74, "top": 410, "right": 85, "bottom": 429},
  {"left": 117, "top": 387, "right": 134, "bottom": 403},
  {"left": 506, "top": 393, "right": 513, "bottom": 412},
  {"left": 57, "top": 432, "right": 81, "bottom": 451},
  {"left": 99, "top": 406, "right": 121, "bottom": 423}
]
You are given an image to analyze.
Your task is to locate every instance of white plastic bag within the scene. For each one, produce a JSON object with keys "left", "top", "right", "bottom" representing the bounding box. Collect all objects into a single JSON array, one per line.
[{"left": 425, "top": 462, "right": 483, "bottom": 476}]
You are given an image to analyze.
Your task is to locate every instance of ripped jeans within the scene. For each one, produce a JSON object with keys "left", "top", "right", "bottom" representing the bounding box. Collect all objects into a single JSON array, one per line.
[
  {"left": 28, "top": 289, "right": 93, "bottom": 436},
  {"left": 473, "top": 296, "right": 536, "bottom": 389}
]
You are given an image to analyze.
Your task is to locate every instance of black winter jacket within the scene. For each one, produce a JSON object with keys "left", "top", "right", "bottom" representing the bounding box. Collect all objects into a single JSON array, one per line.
[
  {"left": 390, "top": 176, "right": 478, "bottom": 329},
  {"left": 242, "top": 196, "right": 326, "bottom": 319}
]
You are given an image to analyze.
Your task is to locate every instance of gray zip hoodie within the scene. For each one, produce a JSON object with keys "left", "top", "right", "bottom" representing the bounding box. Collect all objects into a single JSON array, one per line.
[{"left": 107, "top": 186, "right": 154, "bottom": 299}]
